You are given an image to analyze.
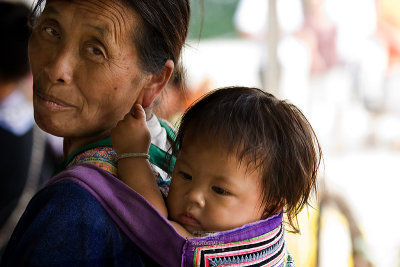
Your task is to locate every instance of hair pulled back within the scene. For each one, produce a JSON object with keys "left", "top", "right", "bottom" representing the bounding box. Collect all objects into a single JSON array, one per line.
[{"left": 29, "top": 0, "right": 190, "bottom": 75}]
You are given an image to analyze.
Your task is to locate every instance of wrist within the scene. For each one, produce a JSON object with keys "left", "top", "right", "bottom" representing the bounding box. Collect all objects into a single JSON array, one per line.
[{"left": 115, "top": 152, "right": 150, "bottom": 162}]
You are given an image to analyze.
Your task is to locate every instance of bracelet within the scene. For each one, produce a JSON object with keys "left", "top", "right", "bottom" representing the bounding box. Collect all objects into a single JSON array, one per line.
[{"left": 115, "top": 152, "right": 150, "bottom": 162}]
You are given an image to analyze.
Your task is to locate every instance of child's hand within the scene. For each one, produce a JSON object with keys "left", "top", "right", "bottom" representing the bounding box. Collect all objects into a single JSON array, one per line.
[{"left": 111, "top": 104, "right": 151, "bottom": 155}]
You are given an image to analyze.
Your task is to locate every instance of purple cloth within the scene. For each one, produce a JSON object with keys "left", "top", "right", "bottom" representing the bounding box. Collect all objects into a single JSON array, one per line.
[
  {"left": 49, "top": 163, "right": 283, "bottom": 266},
  {"left": 48, "top": 163, "right": 185, "bottom": 266}
]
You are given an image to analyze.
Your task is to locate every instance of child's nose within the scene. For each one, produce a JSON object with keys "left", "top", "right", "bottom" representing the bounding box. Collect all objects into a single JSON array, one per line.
[{"left": 185, "top": 188, "right": 205, "bottom": 208}]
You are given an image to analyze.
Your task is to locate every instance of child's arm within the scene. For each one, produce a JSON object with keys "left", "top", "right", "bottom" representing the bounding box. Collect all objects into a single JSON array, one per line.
[
  {"left": 110, "top": 104, "right": 168, "bottom": 217},
  {"left": 111, "top": 104, "right": 193, "bottom": 238}
]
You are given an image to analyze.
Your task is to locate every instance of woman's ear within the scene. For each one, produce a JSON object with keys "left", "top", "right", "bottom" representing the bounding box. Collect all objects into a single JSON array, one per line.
[{"left": 139, "top": 59, "right": 174, "bottom": 108}]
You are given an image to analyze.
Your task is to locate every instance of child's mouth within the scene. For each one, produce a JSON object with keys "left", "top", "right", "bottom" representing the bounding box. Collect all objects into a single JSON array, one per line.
[{"left": 179, "top": 212, "right": 201, "bottom": 228}]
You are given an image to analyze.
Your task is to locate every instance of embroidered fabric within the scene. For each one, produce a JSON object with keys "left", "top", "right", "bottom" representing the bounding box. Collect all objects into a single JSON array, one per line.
[
  {"left": 67, "top": 146, "right": 118, "bottom": 176},
  {"left": 188, "top": 224, "right": 287, "bottom": 267}
]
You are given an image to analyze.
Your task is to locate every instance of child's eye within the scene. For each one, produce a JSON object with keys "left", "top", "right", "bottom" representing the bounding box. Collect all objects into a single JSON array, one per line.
[
  {"left": 179, "top": 171, "right": 192, "bottom": 180},
  {"left": 212, "top": 186, "right": 229, "bottom": 195}
]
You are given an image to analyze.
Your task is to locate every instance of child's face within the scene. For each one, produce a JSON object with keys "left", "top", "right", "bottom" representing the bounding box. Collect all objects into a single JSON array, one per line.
[{"left": 167, "top": 134, "right": 265, "bottom": 234}]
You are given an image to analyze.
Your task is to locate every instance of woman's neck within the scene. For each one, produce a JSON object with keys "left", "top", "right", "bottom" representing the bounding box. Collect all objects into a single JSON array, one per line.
[
  {"left": 63, "top": 131, "right": 111, "bottom": 157},
  {"left": 62, "top": 110, "right": 153, "bottom": 157}
]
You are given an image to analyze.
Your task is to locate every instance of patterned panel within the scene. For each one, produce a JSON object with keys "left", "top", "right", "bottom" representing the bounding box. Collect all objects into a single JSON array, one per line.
[{"left": 194, "top": 225, "right": 287, "bottom": 267}]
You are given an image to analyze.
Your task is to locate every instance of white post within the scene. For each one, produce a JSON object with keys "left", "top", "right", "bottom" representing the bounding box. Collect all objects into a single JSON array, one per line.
[{"left": 264, "top": 0, "right": 280, "bottom": 96}]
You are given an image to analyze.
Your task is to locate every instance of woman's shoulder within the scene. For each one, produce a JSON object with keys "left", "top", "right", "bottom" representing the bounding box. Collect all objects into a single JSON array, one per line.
[
  {"left": 25, "top": 174, "right": 112, "bottom": 225},
  {"left": 2, "top": 177, "right": 153, "bottom": 266}
]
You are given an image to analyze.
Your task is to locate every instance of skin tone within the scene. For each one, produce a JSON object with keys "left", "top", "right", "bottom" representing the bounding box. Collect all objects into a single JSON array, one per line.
[
  {"left": 29, "top": 0, "right": 173, "bottom": 157},
  {"left": 111, "top": 104, "right": 265, "bottom": 238}
]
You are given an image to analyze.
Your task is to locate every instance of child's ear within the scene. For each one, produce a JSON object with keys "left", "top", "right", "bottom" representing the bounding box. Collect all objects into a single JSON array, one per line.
[{"left": 139, "top": 59, "right": 174, "bottom": 108}]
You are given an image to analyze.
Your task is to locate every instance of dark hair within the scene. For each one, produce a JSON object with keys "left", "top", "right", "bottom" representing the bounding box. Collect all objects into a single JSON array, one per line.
[
  {"left": 0, "top": 2, "right": 31, "bottom": 82},
  {"left": 175, "top": 86, "right": 322, "bottom": 233},
  {"left": 29, "top": 0, "right": 190, "bottom": 76}
]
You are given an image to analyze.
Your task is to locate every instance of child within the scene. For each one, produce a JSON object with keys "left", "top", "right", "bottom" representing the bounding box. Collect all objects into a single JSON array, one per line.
[{"left": 111, "top": 86, "right": 321, "bottom": 239}]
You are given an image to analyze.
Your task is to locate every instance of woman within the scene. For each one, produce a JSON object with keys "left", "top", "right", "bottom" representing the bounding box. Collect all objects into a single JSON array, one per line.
[{"left": 1, "top": 0, "right": 190, "bottom": 265}]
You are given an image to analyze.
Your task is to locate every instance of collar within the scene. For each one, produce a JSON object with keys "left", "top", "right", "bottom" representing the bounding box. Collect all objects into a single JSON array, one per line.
[{"left": 53, "top": 117, "right": 176, "bottom": 176}]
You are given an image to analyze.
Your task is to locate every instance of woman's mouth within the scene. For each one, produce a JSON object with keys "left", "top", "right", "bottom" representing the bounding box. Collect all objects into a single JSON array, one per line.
[{"left": 34, "top": 90, "right": 73, "bottom": 110}]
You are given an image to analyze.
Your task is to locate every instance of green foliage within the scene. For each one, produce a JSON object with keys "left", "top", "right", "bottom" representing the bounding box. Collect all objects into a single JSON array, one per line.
[{"left": 188, "top": 0, "right": 240, "bottom": 40}]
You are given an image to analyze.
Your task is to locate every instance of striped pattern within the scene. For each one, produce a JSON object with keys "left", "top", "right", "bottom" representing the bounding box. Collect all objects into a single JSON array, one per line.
[{"left": 194, "top": 224, "right": 287, "bottom": 267}]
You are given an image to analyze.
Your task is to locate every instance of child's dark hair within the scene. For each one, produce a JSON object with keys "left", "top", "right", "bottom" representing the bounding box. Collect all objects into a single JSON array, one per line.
[{"left": 174, "top": 86, "right": 322, "bottom": 233}]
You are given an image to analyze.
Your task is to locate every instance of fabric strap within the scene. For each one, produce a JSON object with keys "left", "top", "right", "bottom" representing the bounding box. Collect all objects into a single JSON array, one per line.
[{"left": 47, "top": 165, "right": 288, "bottom": 267}]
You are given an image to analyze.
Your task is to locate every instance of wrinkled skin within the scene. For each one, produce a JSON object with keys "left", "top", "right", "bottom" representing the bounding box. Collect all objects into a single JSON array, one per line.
[{"left": 29, "top": 0, "right": 172, "bottom": 155}]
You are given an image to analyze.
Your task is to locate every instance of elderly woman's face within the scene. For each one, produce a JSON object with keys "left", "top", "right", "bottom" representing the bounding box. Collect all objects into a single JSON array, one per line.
[{"left": 29, "top": 0, "right": 147, "bottom": 138}]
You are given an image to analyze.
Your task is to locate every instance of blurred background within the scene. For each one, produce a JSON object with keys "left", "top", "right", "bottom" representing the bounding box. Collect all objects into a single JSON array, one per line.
[
  {"left": 4, "top": 0, "right": 400, "bottom": 266},
  {"left": 156, "top": 0, "right": 400, "bottom": 266}
]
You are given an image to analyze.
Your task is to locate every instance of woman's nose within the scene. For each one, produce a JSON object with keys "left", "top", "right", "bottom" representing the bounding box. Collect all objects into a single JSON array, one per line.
[
  {"left": 185, "top": 188, "right": 206, "bottom": 208},
  {"left": 44, "top": 46, "right": 74, "bottom": 84}
]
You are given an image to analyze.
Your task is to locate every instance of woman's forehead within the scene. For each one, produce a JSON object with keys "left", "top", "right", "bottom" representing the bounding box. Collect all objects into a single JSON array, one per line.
[
  {"left": 42, "top": 0, "right": 139, "bottom": 42},
  {"left": 44, "top": 0, "right": 134, "bottom": 19},
  {"left": 44, "top": 0, "right": 131, "bottom": 14}
]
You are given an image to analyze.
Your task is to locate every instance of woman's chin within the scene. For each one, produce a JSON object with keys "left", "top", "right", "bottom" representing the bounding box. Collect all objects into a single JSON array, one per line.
[
  {"left": 35, "top": 121, "right": 62, "bottom": 137},
  {"left": 33, "top": 114, "right": 66, "bottom": 137}
]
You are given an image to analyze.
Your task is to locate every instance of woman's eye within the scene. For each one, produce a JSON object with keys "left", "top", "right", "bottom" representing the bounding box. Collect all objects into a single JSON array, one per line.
[
  {"left": 44, "top": 27, "right": 60, "bottom": 38},
  {"left": 87, "top": 46, "right": 105, "bottom": 57},
  {"left": 179, "top": 171, "right": 192, "bottom": 180},
  {"left": 212, "top": 186, "right": 229, "bottom": 195}
]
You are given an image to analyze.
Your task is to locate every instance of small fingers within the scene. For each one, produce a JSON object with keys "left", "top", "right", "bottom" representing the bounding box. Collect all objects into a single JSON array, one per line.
[{"left": 130, "top": 104, "right": 146, "bottom": 121}]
